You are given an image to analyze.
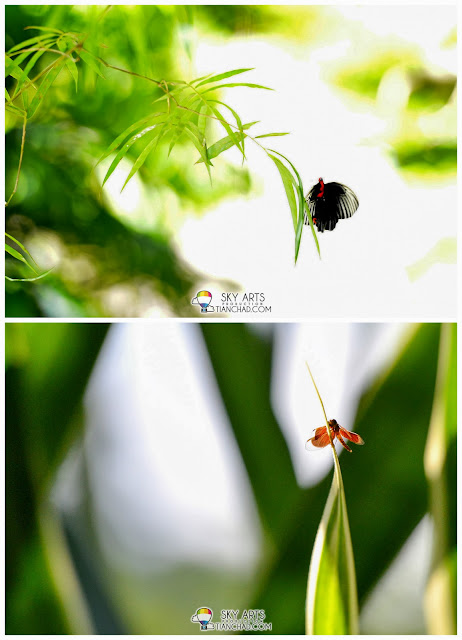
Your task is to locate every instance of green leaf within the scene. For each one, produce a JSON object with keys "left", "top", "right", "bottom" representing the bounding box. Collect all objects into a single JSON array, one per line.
[
  {"left": 5, "top": 269, "right": 53, "bottom": 282},
  {"left": 306, "top": 463, "right": 359, "bottom": 634},
  {"left": 24, "top": 26, "right": 64, "bottom": 34},
  {"left": 184, "top": 123, "right": 212, "bottom": 183},
  {"left": 196, "top": 121, "right": 257, "bottom": 162},
  {"left": 102, "top": 123, "right": 164, "bottom": 187},
  {"left": 13, "top": 42, "right": 56, "bottom": 99},
  {"left": 194, "top": 68, "right": 254, "bottom": 87},
  {"left": 167, "top": 125, "right": 184, "bottom": 157},
  {"left": 96, "top": 113, "right": 164, "bottom": 166},
  {"left": 121, "top": 125, "right": 166, "bottom": 191},
  {"left": 8, "top": 34, "right": 56, "bottom": 54},
  {"left": 255, "top": 132, "right": 290, "bottom": 138},
  {"left": 78, "top": 49, "right": 105, "bottom": 79},
  {"left": 197, "top": 103, "right": 208, "bottom": 137},
  {"left": 5, "top": 243, "right": 37, "bottom": 272},
  {"left": 268, "top": 154, "right": 298, "bottom": 231},
  {"left": 27, "top": 57, "right": 67, "bottom": 119},
  {"left": 268, "top": 149, "right": 317, "bottom": 262},
  {"left": 66, "top": 58, "right": 78, "bottom": 91},
  {"left": 423, "top": 324, "right": 457, "bottom": 634},
  {"left": 201, "top": 82, "right": 273, "bottom": 94},
  {"left": 209, "top": 99, "right": 246, "bottom": 157},
  {"left": 5, "top": 87, "right": 11, "bottom": 100},
  {"left": 5, "top": 232, "right": 39, "bottom": 268}
]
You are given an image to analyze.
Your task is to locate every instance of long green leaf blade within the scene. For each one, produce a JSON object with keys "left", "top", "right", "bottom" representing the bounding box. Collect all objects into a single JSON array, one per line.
[
  {"left": 306, "top": 468, "right": 359, "bottom": 635},
  {"left": 96, "top": 113, "right": 164, "bottom": 166},
  {"left": 121, "top": 126, "right": 166, "bottom": 191},
  {"left": 27, "top": 57, "right": 67, "bottom": 118},
  {"left": 268, "top": 154, "right": 298, "bottom": 231},
  {"left": 201, "top": 82, "right": 273, "bottom": 94},
  {"left": 196, "top": 121, "right": 257, "bottom": 162},
  {"left": 195, "top": 68, "right": 254, "bottom": 88},
  {"left": 79, "top": 49, "right": 105, "bottom": 79}
]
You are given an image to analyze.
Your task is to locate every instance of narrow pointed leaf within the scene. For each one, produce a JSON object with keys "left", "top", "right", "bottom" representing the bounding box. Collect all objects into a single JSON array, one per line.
[
  {"left": 5, "top": 244, "right": 38, "bottom": 273},
  {"left": 66, "top": 59, "right": 78, "bottom": 91},
  {"left": 184, "top": 124, "right": 212, "bottom": 183},
  {"left": 102, "top": 123, "right": 162, "bottom": 187},
  {"left": 201, "top": 82, "right": 273, "bottom": 94},
  {"left": 268, "top": 154, "right": 298, "bottom": 231},
  {"left": 96, "top": 113, "right": 164, "bottom": 166},
  {"left": 24, "top": 26, "right": 64, "bottom": 34},
  {"left": 210, "top": 99, "right": 246, "bottom": 157},
  {"left": 306, "top": 465, "right": 359, "bottom": 634},
  {"left": 5, "top": 233, "right": 39, "bottom": 268},
  {"left": 121, "top": 126, "right": 166, "bottom": 191},
  {"left": 196, "top": 121, "right": 257, "bottom": 162},
  {"left": 8, "top": 34, "right": 56, "bottom": 54},
  {"left": 27, "top": 57, "right": 67, "bottom": 118},
  {"left": 195, "top": 68, "right": 254, "bottom": 87},
  {"left": 13, "top": 42, "right": 56, "bottom": 98},
  {"left": 78, "top": 49, "right": 105, "bottom": 79},
  {"left": 255, "top": 132, "right": 290, "bottom": 138}
]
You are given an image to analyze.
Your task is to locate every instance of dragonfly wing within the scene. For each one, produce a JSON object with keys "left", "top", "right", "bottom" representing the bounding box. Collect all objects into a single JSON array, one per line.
[{"left": 339, "top": 428, "right": 364, "bottom": 445}]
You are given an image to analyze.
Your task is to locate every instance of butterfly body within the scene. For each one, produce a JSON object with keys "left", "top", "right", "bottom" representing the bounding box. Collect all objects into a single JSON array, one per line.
[
  {"left": 305, "top": 419, "right": 364, "bottom": 453},
  {"left": 305, "top": 178, "right": 359, "bottom": 232}
]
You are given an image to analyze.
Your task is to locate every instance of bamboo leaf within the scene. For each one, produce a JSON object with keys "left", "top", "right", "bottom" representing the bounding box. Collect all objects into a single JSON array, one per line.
[
  {"left": 268, "top": 149, "right": 316, "bottom": 262},
  {"left": 121, "top": 126, "right": 166, "bottom": 191},
  {"left": 268, "top": 154, "right": 298, "bottom": 231},
  {"left": 255, "top": 132, "right": 290, "bottom": 138},
  {"left": 5, "top": 269, "right": 53, "bottom": 282},
  {"left": 5, "top": 233, "right": 39, "bottom": 268},
  {"left": 210, "top": 99, "right": 246, "bottom": 157},
  {"left": 201, "top": 82, "right": 274, "bottom": 94},
  {"left": 305, "top": 364, "right": 359, "bottom": 635},
  {"left": 5, "top": 243, "right": 37, "bottom": 271},
  {"left": 195, "top": 68, "right": 254, "bottom": 87},
  {"left": 96, "top": 113, "right": 164, "bottom": 166},
  {"left": 66, "top": 59, "right": 78, "bottom": 91},
  {"left": 102, "top": 123, "right": 163, "bottom": 187},
  {"left": 196, "top": 121, "right": 258, "bottom": 162},
  {"left": 24, "top": 26, "right": 64, "bottom": 34},
  {"left": 79, "top": 49, "right": 105, "bottom": 79},
  {"left": 306, "top": 469, "right": 359, "bottom": 634},
  {"left": 13, "top": 42, "right": 56, "bottom": 98},
  {"left": 197, "top": 103, "right": 208, "bottom": 137},
  {"left": 27, "top": 57, "right": 67, "bottom": 119},
  {"left": 8, "top": 34, "right": 56, "bottom": 54},
  {"left": 184, "top": 123, "right": 212, "bottom": 183}
]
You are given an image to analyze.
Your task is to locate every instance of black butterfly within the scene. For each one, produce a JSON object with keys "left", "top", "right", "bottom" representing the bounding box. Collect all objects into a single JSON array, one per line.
[{"left": 304, "top": 178, "right": 359, "bottom": 233}]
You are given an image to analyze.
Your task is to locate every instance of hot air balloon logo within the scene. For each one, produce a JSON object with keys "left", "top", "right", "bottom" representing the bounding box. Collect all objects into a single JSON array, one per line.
[
  {"left": 191, "top": 607, "right": 213, "bottom": 630},
  {"left": 191, "top": 290, "right": 214, "bottom": 313}
]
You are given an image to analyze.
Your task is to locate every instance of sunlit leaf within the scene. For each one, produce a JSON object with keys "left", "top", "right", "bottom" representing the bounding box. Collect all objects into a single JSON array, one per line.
[
  {"left": 102, "top": 123, "right": 164, "bottom": 187},
  {"left": 13, "top": 42, "right": 56, "bottom": 98},
  {"left": 78, "top": 49, "right": 105, "bottom": 79},
  {"left": 121, "top": 125, "right": 167, "bottom": 191},
  {"left": 184, "top": 123, "right": 212, "bottom": 183},
  {"left": 96, "top": 113, "right": 164, "bottom": 166},
  {"left": 306, "top": 466, "right": 359, "bottom": 634},
  {"left": 210, "top": 99, "right": 246, "bottom": 157},
  {"left": 268, "top": 154, "right": 298, "bottom": 231},
  {"left": 65, "top": 58, "right": 78, "bottom": 91},
  {"left": 255, "top": 132, "right": 290, "bottom": 138},
  {"left": 201, "top": 82, "right": 273, "bottom": 94},
  {"left": 196, "top": 121, "right": 257, "bottom": 162},
  {"left": 195, "top": 68, "right": 254, "bottom": 87},
  {"left": 24, "top": 25, "right": 64, "bottom": 34},
  {"left": 8, "top": 34, "right": 56, "bottom": 54},
  {"left": 27, "top": 57, "right": 67, "bottom": 118}
]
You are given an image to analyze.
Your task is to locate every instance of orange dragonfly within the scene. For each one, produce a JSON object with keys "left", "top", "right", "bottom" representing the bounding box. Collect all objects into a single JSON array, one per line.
[{"left": 306, "top": 419, "right": 364, "bottom": 453}]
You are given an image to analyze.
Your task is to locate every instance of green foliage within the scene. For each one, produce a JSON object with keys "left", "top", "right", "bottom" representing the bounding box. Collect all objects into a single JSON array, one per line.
[{"left": 5, "top": 9, "right": 320, "bottom": 289}]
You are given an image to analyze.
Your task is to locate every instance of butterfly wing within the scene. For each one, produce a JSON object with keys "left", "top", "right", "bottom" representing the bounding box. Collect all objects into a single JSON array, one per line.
[
  {"left": 339, "top": 427, "right": 364, "bottom": 445},
  {"left": 331, "top": 183, "right": 359, "bottom": 220}
]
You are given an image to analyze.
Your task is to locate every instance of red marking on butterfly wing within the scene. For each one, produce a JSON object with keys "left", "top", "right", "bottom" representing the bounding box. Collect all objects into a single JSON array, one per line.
[{"left": 339, "top": 428, "right": 364, "bottom": 445}]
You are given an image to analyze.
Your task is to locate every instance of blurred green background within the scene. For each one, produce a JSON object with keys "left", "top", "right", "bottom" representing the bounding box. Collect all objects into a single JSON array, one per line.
[
  {"left": 5, "top": 322, "right": 456, "bottom": 634},
  {"left": 5, "top": 5, "right": 457, "bottom": 317}
]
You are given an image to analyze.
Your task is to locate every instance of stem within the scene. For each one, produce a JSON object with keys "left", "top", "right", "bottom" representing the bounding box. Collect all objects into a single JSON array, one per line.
[{"left": 305, "top": 362, "right": 343, "bottom": 485}]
